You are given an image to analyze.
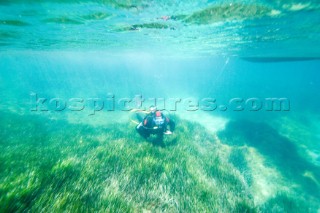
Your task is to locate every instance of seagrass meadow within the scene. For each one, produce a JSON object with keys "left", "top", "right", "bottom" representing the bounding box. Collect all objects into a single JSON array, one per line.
[{"left": 1, "top": 0, "right": 320, "bottom": 212}]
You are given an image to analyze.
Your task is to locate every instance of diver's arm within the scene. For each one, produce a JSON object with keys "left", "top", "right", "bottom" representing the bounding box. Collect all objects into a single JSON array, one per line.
[{"left": 165, "top": 116, "right": 175, "bottom": 132}]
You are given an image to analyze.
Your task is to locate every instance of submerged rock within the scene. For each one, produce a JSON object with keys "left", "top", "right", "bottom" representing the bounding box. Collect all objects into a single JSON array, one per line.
[
  {"left": 80, "top": 12, "right": 112, "bottom": 21},
  {"left": 0, "top": 31, "right": 18, "bottom": 39},
  {"left": 0, "top": 19, "right": 30, "bottom": 26},
  {"left": 131, "top": 22, "right": 170, "bottom": 30},
  {"left": 100, "top": 0, "right": 148, "bottom": 10},
  {"left": 116, "top": 22, "right": 172, "bottom": 32},
  {"left": 184, "top": 3, "right": 273, "bottom": 24},
  {"left": 43, "top": 17, "right": 83, "bottom": 25}
]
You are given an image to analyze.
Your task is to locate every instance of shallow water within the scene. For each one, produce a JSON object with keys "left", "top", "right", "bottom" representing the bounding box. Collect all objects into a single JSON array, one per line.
[{"left": 1, "top": 0, "right": 320, "bottom": 212}]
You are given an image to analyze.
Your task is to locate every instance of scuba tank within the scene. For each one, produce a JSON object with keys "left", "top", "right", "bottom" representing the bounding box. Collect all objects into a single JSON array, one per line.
[{"left": 153, "top": 111, "right": 165, "bottom": 128}]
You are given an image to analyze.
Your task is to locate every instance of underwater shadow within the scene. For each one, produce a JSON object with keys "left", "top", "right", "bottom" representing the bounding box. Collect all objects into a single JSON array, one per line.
[
  {"left": 218, "top": 120, "right": 320, "bottom": 198},
  {"left": 261, "top": 193, "right": 312, "bottom": 212},
  {"left": 145, "top": 136, "right": 178, "bottom": 148}
]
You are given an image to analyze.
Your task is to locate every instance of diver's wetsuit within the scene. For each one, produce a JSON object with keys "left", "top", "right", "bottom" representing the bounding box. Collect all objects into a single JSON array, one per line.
[{"left": 136, "top": 111, "right": 175, "bottom": 139}]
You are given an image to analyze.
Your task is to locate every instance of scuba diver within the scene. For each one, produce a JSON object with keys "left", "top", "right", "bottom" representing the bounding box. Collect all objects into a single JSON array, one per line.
[{"left": 136, "top": 106, "right": 175, "bottom": 142}]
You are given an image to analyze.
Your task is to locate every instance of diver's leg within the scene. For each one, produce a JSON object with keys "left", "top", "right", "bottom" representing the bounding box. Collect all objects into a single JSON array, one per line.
[
  {"left": 169, "top": 120, "right": 175, "bottom": 132},
  {"left": 154, "top": 129, "right": 164, "bottom": 146},
  {"left": 163, "top": 123, "right": 168, "bottom": 132}
]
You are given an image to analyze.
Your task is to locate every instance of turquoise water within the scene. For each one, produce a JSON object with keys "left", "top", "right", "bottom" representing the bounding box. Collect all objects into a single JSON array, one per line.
[{"left": 1, "top": 1, "right": 320, "bottom": 212}]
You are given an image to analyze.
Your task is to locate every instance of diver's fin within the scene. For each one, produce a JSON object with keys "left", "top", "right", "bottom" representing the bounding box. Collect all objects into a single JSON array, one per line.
[{"left": 136, "top": 113, "right": 144, "bottom": 122}]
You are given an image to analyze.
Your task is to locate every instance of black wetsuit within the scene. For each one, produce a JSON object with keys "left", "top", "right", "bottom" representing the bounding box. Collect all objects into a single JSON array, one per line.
[{"left": 136, "top": 111, "right": 175, "bottom": 140}]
